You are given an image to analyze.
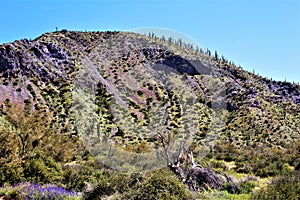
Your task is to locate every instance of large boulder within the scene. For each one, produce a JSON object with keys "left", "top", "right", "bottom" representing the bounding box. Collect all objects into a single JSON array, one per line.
[{"left": 185, "top": 165, "right": 224, "bottom": 191}]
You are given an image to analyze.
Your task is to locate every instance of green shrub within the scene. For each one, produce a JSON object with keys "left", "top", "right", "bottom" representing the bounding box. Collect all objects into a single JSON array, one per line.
[
  {"left": 251, "top": 171, "right": 300, "bottom": 200},
  {"left": 0, "top": 101, "right": 79, "bottom": 185},
  {"left": 84, "top": 171, "right": 140, "bottom": 199},
  {"left": 85, "top": 169, "right": 191, "bottom": 200},
  {"left": 23, "top": 156, "right": 63, "bottom": 184},
  {"left": 128, "top": 169, "right": 191, "bottom": 200},
  {"left": 62, "top": 165, "right": 95, "bottom": 191},
  {"left": 239, "top": 181, "right": 256, "bottom": 194},
  {"left": 0, "top": 162, "right": 24, "bottom": 185},
  {"left": 0, "top": 186, "right": 23, "bottom": 199}
]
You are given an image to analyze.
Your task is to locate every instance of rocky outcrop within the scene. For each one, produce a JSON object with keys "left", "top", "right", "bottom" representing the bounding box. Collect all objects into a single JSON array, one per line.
[
  {"left": 142, "top": 48, "right": 211, "bottom": 75},
  {"left": 169, "top": 162, "right": 241, "bottom": 193},
  {"left": 0, "top": 40, "right": 30, "bottom": 74}
]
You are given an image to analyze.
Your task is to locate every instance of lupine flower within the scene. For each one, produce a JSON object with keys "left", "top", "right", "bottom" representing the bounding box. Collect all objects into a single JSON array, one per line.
[{"left": 0, "top": 182, "right": 81, "bottom": 199}]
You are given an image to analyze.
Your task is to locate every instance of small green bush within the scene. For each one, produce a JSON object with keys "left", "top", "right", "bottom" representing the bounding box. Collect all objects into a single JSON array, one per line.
[
  {"left": 84, "top": 172, "right": 140, "bottom": 199},
  {"left": 239, "top": 181, "right": 256, "bottom": 194},
  {"left": 62, "top": 165, "right": 95, "bottom": 191},
  {"left": 0, "top": 162, "right": 24, "bottom": 185},
  {"left": 251, "top": 171, "right": 300, "bottom": 200},
  {"left": 23, "top": 156, "right": 63, "bottom": 183},
  {"left": 128, "top": 169, "right": 191, "bottom": 200}
]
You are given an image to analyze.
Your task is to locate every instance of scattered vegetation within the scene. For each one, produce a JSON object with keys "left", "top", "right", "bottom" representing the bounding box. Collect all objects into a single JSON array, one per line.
[
  {"left": 0, "top": 30, "right": 299, "bottom": 199},
  {"left": 85, "top": 169, "right": 191, "bottom": 200},
  {"left": 251, "top": 171, "right": 300, "bottom": 200}
]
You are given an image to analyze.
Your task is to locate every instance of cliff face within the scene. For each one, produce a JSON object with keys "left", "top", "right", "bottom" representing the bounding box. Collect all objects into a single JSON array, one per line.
[{"left": 0, "top": 30, "right": 299, "bottom": 168}]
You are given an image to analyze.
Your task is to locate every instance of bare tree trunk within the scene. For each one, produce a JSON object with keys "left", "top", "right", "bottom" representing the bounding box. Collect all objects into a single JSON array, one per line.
[{"left": 168, "top": 151, "right": 241, "bottom": 193}]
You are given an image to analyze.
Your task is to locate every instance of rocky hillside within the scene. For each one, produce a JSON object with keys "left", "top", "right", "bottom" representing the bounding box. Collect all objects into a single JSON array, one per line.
[{"left": 0, "top": 30, "right": 299, "bottom": 175}]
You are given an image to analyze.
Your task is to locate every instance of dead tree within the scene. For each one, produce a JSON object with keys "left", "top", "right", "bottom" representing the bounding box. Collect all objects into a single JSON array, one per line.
[
  {"left": 168, "top": 161, "right": 185, "bottom": 180},
  {"left": 167, "top": 150, "right": 241, "bottom": 193}
]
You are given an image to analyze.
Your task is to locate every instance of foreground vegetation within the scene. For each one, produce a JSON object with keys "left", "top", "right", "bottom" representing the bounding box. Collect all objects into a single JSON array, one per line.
[{"left": 0, "top": 101, "right": 298, "bottom": 199}]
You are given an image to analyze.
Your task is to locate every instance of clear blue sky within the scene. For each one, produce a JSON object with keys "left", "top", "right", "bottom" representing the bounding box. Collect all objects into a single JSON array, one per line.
[{"left": 0, "top": 0, "right": 299, "bottom": 83}]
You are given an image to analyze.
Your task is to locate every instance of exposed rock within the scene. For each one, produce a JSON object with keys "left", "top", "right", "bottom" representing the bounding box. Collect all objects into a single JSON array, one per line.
[
  {"left": 185, "top": 165, "right": 224, "bottom": 191},
  {"left": 142, "top": 48, "right": 210, "bottom": 75},
  {"left": 169, "top": 161, "right": 241, "bottom": 193},
  {"left": 227, "top": 101, "right": 238, "bottom": 112},
  {"left": 44, "top": 43, "right": 67, "bottom": 60},
  {"left": 248, "top": 99, "right": 261, "bottom": 108}
]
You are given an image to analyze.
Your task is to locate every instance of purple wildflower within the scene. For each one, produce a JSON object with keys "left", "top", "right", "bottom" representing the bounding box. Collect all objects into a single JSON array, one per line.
[{"left": 1, "top": 182, "right": 81, "bottom": 199}]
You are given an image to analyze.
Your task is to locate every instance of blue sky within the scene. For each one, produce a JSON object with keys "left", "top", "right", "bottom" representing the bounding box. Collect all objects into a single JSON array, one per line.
[{"left": 0, "top": 0, "right": 299, "bottom": 83}]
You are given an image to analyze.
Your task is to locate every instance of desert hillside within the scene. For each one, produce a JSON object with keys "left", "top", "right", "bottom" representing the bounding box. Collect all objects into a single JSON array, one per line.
[{"left": 0, "top": 30, "right": 299, "bottom": 199}]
